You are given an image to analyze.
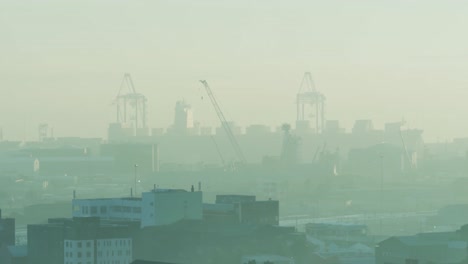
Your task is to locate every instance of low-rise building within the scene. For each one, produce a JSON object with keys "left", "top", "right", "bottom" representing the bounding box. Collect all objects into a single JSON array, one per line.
[
  {"left": 376, "top": 232, "right": 467, "bottom": 264},
  {"left": 27, "top": 217, "right": 138, "bottom": 264},
  {"left": 72, "top": 188, "right": 203, "bottom": 228}
]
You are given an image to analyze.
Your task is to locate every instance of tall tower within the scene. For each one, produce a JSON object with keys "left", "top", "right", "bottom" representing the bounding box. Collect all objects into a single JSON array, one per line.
[
  {"left": 172, "top": 100, "right": 194, "bottom": 134},
  {"left": 296, "top": 72, "right": 326, "bottom": 133},
  {"left": 38, "top": 123, "right": 49, "bottom": 141}
]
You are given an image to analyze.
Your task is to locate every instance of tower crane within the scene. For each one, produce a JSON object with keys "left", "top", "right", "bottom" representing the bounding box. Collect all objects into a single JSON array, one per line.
[{"left": 199, "top": 80, "right": 247, "bottom": 164}]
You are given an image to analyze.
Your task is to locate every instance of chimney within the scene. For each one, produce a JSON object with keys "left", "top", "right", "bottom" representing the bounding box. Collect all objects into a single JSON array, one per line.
[{"left": 191, "top": 185, "right": 194, "bottom": 192}]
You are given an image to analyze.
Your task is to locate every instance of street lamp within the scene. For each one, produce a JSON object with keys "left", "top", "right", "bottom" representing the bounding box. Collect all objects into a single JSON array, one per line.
[
  {"left": 134, "top": 164, "right": 138, "bottom": 197},
  {"left": 379, "top": 153, "right": 384, "bottom": 235}
]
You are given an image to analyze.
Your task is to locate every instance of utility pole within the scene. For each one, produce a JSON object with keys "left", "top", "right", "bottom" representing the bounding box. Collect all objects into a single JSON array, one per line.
[
  {"left": 379, "top": 153, "right": 384, "bottom": 235},
  {"left": 134, "top": 164, "right": 138, "bottom": 197}
]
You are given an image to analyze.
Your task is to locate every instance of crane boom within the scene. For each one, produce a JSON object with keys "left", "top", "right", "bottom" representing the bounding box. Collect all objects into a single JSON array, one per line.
[{"left": 200, "top": 80, "right": 246, "bottom": 164}]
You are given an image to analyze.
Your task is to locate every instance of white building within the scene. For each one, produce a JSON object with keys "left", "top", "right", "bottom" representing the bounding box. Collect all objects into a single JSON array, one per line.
[
  {"left": 72, "top": 188, "right": 203, "bottom": 228},
  {"left": 141, "top": 189, "right": 203, "bottom": 228},
  {"left": 72, "top": 198, "right": 142, "bottom": 221}
]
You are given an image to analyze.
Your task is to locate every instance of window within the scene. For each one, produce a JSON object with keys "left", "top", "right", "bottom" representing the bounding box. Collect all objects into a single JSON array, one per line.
[
  {"left": 100, "top": 206, "right": 107, "bottom": 214},
  {"left": 78, "top": 252, "right": 82, "bottom": 258},
  {"left": 91, "top": 206, "right": 97, "bottom": 214},
  {"left": 86, "top": 241, "right": 91, "bottom": 248},
  {"left": 133, "top": 207, "right": 141, "bottom": 213},
  {"left": 78, "top": 242, "right": 82, "bottom": 248},
  {"left": 86, "top": 252, "right": 91, "bottom": 258}
]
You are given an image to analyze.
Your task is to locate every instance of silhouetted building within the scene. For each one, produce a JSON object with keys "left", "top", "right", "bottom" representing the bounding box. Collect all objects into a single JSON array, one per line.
[
  {"left": 0, "top": 210, "right": 21, "bottom": 264},
  {"left": 170, "top": 100, "right": 195, "bottom": 135},
  {"left": 306, "top": 223, "right": 368, "bottom": 242},
  {"left": 204, "top": 195, "right": 279, "bottom": 226},
  {"left": 0, "top": 209, "right": 15, "bottom": 246},
  {"left": 134, "top": 220, "right": 304, "bottom": 264},
  {"left": 0, "top": 245, "right": 27, "bottom": 264},
  {"left": 27, "top": 217, "right": 138, "bottom": 264},
  {"left": 352, "top": 120, "right": 374, "bottom": 134},
  {"left": 376, "top": 232, "right": 466, "bottom": 264}
]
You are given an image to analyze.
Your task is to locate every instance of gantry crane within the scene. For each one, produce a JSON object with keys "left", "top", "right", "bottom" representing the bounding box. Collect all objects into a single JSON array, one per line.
[
  {"left": 114, "top": 73, "right": 148, "bottom": 131},
  {"left": 199, "top": 80, "right": 246, "bottom": 164},
  {"left": 297, "top": 72, "right": 326, "bottom": 133}
]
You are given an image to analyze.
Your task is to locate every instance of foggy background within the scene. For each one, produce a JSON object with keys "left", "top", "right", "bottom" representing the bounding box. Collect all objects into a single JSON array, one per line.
[{"left": 1, "top": 0, "right": 468, "bottom": 141}]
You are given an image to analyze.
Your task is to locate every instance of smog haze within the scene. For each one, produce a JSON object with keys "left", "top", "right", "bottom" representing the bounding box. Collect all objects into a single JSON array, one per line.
[{"left": 2, "top": 0, "right": 468, "bottom": 141}]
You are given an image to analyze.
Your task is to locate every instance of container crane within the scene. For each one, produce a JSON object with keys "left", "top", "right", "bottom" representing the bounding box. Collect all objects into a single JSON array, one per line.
[
  {"left": 114, "top": 73, "right": 148, "bottom": 131},
  {"left": 199, "top": 80, "right": 246, "bottom": 164}
]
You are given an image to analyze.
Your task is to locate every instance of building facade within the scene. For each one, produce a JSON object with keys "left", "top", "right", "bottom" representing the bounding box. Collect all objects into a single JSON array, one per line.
[{"left": 28, "top": 217, "right": 137, "bottom": 264}]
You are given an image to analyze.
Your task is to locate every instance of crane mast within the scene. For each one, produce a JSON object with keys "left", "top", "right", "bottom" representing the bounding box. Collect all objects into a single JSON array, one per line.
[{"left": 199, "top": 80, "right": 246, "bottom": 164}]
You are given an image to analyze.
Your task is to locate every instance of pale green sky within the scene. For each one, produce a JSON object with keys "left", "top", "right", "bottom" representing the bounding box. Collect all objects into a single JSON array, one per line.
[{"left": 1, "top": 0, "right": 468, "bottom": 142}]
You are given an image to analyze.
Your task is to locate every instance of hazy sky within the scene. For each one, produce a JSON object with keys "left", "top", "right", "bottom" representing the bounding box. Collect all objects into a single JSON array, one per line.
[{"left": 1, "top": 0, "right": 468, "bottom": 142}]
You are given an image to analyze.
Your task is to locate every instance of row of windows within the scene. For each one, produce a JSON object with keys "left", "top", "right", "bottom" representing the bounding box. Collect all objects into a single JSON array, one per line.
[
  {"left": 65, "top": 251, "right": 92, "bottom": 258},
  {"left": 96, "top": 249, "right": 131, "bottom": 257},
  {"left": 98, "top": 260, "right": 131, "bottom": 264},
  {"left": 80, "top": 205, "right": 141, "bottom": 215},
  {"left": 111, "top": 206, "right": 141, "bottom": 213},
  {"left": 97, "top": 239, "right": 132, "bottom": 247},
  {"left": 65, "top": 259, "right": 131, "bottom": 264},
  {"left": 65, "top": 241, "right": 92, "bottom": 248}
]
